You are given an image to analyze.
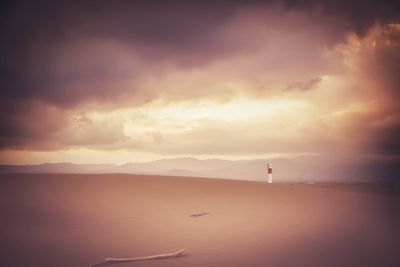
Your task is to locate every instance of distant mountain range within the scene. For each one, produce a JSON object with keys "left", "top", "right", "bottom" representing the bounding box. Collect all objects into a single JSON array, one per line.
[{"left": 1, "top": 155, "right": 399, "bottom": 183}]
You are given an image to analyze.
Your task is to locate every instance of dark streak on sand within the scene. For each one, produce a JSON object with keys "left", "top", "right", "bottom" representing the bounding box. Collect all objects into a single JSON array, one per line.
[{"left": 189, "top": 212, "right": 210, "bottom": 217}]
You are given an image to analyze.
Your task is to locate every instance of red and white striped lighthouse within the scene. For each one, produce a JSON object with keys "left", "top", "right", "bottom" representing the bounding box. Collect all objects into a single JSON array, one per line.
[{"left": 267, "top": 162, "right": 272, "bottom": 183}]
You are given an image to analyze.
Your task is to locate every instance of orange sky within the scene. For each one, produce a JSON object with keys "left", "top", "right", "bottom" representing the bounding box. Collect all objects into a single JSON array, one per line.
[{"left": 0, "top": 2, "right": 400, "bottom": 164}]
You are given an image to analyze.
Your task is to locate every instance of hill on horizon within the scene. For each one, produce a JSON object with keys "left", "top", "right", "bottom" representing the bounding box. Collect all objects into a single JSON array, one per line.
[{"left": 1, "top": 155, "right": 399, "bottom": 184}]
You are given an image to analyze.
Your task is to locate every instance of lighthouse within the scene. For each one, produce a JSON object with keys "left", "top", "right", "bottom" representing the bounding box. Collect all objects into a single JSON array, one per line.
[{"left": 267, "top": 162, "right": 272, "bottom": 183}]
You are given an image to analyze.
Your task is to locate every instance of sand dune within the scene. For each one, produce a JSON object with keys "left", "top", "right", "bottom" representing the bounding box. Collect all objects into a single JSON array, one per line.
[{"left": 0, "top": 174, "right": 399, "bottom": 267}]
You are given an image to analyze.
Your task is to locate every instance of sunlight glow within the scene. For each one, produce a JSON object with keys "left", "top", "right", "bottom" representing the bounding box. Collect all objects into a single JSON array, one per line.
[{"left": 118, "top": 98, "right": 310, "bottom": 136}]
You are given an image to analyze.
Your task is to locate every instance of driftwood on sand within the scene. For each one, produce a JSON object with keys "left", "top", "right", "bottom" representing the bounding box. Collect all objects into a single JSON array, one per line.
[
  {"left": 189, "top": 212, "right": 210, "bottom": 217},
  {"left": 90, "top": 249, "right": 186, "bottom": 267}
]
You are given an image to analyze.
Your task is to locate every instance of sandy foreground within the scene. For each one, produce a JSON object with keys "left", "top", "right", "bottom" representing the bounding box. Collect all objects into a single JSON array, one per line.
[{"left": 0, "top": 174, "right": 399, "bottom": 267}]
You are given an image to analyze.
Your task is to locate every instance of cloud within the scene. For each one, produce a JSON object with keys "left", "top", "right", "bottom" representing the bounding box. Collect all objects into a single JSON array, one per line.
[
  {"left": 0, "top": 1, "right": 400, "bottom": 160},
  {"left": 334, "top": 23, "right": 400, "bottom": 155},
  {"left": 2, "top": 0, "right": 399, "bottom": 106},
  {"left": 285, "top": 78, "right": 323, "bottom": 91},
  {"left": 0, "top": 101, "right": 68, "bottom": 150}
]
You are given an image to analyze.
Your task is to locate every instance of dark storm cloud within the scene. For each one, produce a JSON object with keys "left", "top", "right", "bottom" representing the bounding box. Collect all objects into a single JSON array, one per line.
[
  {"left": 1, "top": 0, "right": 399, "bottom": 106},
  {"left": 0, "top": 0, "right": 400, "bottom": 150},
  {"left": 280, "top": 0, "right": 400, "bottom": 34},
  {"left": 0, "top": 1, "right": 245, "bottom": 114},
  {"left": 0, "top": 100, "right": 68, "bottom": 150}
]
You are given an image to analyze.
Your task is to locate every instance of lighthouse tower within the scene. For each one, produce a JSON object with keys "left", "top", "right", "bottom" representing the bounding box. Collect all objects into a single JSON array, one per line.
[{"left": 267, "top": 162, "right": 273, "bottom": 183}]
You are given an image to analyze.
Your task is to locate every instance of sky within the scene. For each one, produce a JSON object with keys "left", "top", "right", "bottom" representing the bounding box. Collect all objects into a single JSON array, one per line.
[{"left": 0, "top": 0, "right": 400, "bottom": 165}]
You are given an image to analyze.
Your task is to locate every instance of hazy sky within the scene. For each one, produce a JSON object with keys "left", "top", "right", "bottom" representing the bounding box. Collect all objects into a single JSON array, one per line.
[{"left": 1, "top": 0, "right": 400, "bottom": 164}]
